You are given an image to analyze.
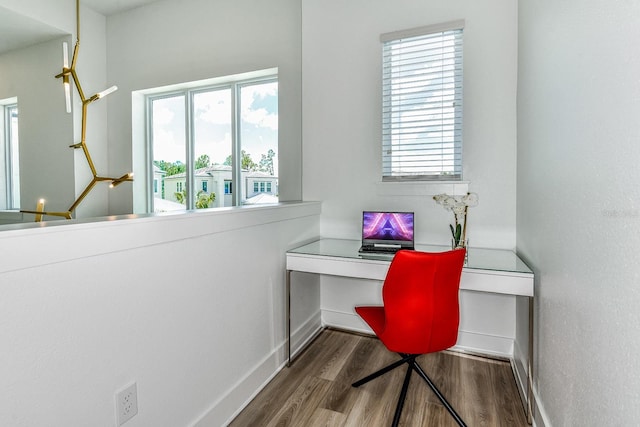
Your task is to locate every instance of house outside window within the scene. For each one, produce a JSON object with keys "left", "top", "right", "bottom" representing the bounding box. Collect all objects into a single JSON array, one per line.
[
  {"left": 381, "top": 21, "right": 464, "bottom": 181},
  {"left": 147, "top": 71, "right": 278, "bottom": 212},
  {"left": 1, "top": 101, "right": 19, "bottom": 210}
]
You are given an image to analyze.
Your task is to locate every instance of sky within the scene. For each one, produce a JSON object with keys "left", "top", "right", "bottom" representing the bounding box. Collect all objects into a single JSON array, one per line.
[{"left": 152, "top": 81, "right": 278, "bottom": 171}]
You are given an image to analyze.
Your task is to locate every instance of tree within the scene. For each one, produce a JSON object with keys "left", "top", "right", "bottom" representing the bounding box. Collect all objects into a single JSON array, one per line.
[
  {"left": 195, "top": 154, "right": 211, "bottom": 169},
  {"left": 154, "top": 160, "right": 185, "bottom": 176},
  {"left": 195, "top": 191, "right": 216, "bottom": 209},
  {"left": 223, "top": 150, "right": 257, "bottom": 171},
  {"left": 174, "top": 189, "right": 216, "bottom": 209},
  {"left": 258, "top": 149, "right": 276, "bottom": 175},
  {"left": 175, "top": 189, "right": 187, "bottom": 204}
]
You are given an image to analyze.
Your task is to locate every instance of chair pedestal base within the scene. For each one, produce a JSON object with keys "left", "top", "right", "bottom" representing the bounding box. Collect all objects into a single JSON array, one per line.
[{"left": 352, "top": 353, "right": 467, "bottom": 427}]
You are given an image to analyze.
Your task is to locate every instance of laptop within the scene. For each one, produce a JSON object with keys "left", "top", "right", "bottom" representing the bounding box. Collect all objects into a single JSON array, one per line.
[{"left": 358, "top": 211, "right": 415, "bottom": 254}]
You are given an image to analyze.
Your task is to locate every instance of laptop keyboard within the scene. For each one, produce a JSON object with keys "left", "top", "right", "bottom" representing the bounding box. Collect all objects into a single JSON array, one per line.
[{"left": 359, "top": 246, "right": 401, "bottom": 254}]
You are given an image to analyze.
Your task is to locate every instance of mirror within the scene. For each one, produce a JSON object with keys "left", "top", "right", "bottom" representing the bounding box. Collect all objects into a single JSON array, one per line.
[
  {"left": 0, "top": 6, "right": 75, "bottom": 225},
  {"left": 0, "top": 3, "right": 115, "bottom": 226}
]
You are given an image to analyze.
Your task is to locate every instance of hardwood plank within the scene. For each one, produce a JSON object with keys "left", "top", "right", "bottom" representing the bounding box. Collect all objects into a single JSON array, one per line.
[
  {"left": 316, "top": 332, "right": 361, "bottom": 381},
  {"left": 306, "top": 408, "right": 346, "bottom": 427},
  {"left": 319, "top": 336, "right": 378, "bottom": 414},
  {"left": 263, "top": 375, "right": 332, "bottom": 427},
  {"left": 230, "top": 329, "right": 528, "bottom": 427}
]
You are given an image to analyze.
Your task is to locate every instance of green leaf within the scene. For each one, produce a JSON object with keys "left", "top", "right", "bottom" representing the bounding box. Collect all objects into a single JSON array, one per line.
[{"left": 450, "top": 223, "right": 462, "bottom": 246}]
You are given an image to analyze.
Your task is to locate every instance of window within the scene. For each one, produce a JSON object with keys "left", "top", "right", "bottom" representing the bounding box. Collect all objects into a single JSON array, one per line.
[
  {"left": 1, "top": 101, "right": 20, "bottom": 210},
  {"left": 381, "top": 21, "right": 464, "bottom": 181},
  {"left": 147, "top": 72, "right": 278, "bottom": 211},
  {"left": 252, "top": 180, "right": 273, "bottom": 194}
]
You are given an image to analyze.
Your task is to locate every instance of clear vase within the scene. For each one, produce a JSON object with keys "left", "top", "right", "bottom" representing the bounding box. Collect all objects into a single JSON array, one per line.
[
  {"left": 451, "top": 238, "right": 469, "bottom": 264},
  {"left": 451, "top": 238, "right": 468, "bottom": 250}
]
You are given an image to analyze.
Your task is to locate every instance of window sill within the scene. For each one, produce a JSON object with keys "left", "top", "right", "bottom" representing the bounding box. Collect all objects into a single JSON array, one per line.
[
  {"left": 376, "top": 180, "right": 470, "bottom": 197},
  {"left": 0, "top": 210, "right": 23, "bottom": 221}
]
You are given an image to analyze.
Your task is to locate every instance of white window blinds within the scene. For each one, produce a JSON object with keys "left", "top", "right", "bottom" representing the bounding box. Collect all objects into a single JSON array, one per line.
[{"left": 381, "top": 21, "right": 464, "bottom": 181}]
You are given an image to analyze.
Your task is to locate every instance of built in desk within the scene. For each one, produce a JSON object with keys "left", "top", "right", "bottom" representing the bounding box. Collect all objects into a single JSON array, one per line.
[{"left": 285, "top": 238, "right": 534, "bottom": 422}]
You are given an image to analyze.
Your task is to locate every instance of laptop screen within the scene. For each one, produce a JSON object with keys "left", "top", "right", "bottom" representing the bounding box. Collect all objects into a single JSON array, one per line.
[{"left": 361, "top": 211, "right": 414, "bottom": 248}]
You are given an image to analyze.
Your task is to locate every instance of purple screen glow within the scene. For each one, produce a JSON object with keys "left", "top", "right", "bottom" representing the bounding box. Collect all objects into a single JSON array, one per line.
[{"left": 362, "top": 212, "right": 414, "bottom": 242}]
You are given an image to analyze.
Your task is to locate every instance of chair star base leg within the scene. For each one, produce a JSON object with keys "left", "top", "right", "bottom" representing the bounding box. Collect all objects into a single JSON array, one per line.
[
  {"left": 391, "top": 363, "right": 414, "bottom": 427},
  {"left": 351, "top": 353, "right": 415, "bottom": 388},
  {"left": 352, "top": 353, "right": 467, "bottom": 427},
  {"left": 411, "top": 359, "right": 467, "bottom": 427}
]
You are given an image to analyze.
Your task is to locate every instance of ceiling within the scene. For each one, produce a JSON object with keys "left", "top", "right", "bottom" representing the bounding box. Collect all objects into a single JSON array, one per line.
[
  {"left": 0, "top": 0, "right": 166, "bottom": 55},
  {"left": 0, "top": 8, "right": 66, "bottom": 54}
]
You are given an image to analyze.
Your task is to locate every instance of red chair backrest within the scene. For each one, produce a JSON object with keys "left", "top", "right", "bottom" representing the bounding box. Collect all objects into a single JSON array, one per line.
[{"left": 379, "top": 249, "right": 466, "bottom": 354}]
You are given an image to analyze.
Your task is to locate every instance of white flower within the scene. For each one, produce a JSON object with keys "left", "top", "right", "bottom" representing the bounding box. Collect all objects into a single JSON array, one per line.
[
  {"left": 433, "top": 192, "right": 479, "bottom": 247},
  {"left": 452, "top": 204, "right": 466, "bottom": 216},
  {"left": 443, "top": 197, "right": 458, "bottom": 211},
  {"left": 462, "top": 192, "right": 479, "bottom": 207},
  {"left": 433, "top": 194, "right": 449, "bottom": 204}
]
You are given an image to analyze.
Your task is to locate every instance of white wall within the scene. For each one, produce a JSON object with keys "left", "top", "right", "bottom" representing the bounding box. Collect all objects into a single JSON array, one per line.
[
  {"left": 517, "top": 1, "right": 640, "bottom": 425},
  {"left": 105, "top": 0, "right": 303, "bottom": 215},
  {"left": 301, "top": 0, "right": 521, "bottom": 362},
  {"left": 0, "top": 202, "right": 321, "bottom": 426},
  {"left": 302, "top": 0, "right": 518, "bottom": 249}
]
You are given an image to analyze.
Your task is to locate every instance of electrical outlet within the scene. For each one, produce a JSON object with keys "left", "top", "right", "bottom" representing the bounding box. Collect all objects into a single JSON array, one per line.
[{"left": 115, "top": 382, "right": 138, "bottom": 426}]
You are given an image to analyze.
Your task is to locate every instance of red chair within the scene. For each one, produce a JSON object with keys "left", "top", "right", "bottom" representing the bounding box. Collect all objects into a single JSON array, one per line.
[{"left": 352, "top": 249, "right": 467, "bottom": 427}]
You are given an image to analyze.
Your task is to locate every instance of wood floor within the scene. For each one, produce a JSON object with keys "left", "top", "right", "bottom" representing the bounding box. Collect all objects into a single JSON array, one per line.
[{"left": 230, "top": 329, "right": 528, "bottom": 427}]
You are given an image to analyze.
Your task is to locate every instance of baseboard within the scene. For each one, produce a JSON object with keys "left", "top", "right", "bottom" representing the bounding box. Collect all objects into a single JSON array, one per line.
[
  {"left": 291, "top": 310, "right": 324, "bottom": 358},
  {"left": 513, "top": 335, "right": 552, "bottom": 427},
  {"left": 531, "top": 381, "right": 552, "bottom": 427},
  {"left": 453, "top": 330, "right": 513, "bottom": 359},
  {"left": 322, "top": 309, "right": 514, "bottom": 358},
  {"left": 192, "top": 312, "right": 322, "bottom": 427},
  {"left": 512, "top": 340, "right": 529, "bottom": 416}
]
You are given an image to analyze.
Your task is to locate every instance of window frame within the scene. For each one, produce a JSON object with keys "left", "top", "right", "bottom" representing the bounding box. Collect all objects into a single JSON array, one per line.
[
  {"left": 145, "top": 73, "right": 277, "bottom": 212},
  {"left": 1, "top": 101, "right": 19, "bottom": 210},
  {"left": 381, "top": 20, "right": 464, "bottom": 182}
]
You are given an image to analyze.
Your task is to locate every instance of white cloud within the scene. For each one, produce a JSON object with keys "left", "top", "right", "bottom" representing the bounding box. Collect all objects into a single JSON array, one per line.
[
  {"left": 241, "top": 82, "right": 278, "bottom": 130},
  {"left": 195, "top": 91, "right": 232, "bottom": 125},
  {"left": 242, "top": 108, "right": 278, "bottom": 131},
  {"left": 153, "top": 106, "right": 175, "bottom": 126},
  {"left": 152, "top": 127, "right": 185, "bottom": 161}
]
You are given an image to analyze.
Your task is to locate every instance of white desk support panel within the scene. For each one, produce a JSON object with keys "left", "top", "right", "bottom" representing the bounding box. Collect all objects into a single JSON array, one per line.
[{"left": 285, "top": 238, "right": 534, "bottom": 423}]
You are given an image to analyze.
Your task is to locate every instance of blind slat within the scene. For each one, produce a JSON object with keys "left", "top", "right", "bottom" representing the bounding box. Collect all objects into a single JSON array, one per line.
[{"left": 382, "top": 25, "right": 463, "bottom": 180}]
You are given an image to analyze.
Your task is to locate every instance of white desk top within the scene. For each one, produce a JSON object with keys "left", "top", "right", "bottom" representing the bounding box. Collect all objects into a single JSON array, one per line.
[{"left": 288, "top": 238, "right": 533, "bottom": 275}]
